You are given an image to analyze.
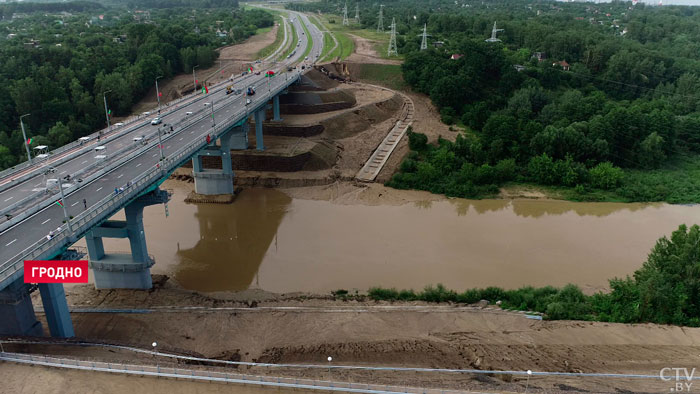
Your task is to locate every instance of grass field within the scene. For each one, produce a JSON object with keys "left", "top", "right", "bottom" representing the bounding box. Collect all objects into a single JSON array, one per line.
[
  {"left": 319, "top": 14, "right": 404, "bottom": 61},
  {"left": 279, "top": 16, "right": 298, "bottom": 61},
  {"left": 256, "top": 15, "right": 286, "bottom": 60},
  {"left": 353, "top": 63, "right": 407, "bottom": 91}
]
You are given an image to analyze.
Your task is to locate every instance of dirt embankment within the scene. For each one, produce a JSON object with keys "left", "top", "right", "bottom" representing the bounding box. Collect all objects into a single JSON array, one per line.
[{"left": 9, "top": 283, "right": 699, "bottom": 394}]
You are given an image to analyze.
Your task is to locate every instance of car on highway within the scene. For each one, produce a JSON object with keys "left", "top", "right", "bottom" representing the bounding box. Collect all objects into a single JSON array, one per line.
[
  {"left": 246, "top": 98, "right": 251, "bottom": 105},
  {"left": 142, "top": 111, "right": 150, "bottom": 116},
  {"left": 255, "top": 71, "right": 261, "bottom": 75},
  {"left": 203, "top": 102, "right": 210, "bottom": 107},
  {"left": 185, "top": 111, "right": 193, "bottom": 116},
  {"left": 150, "top": 117, "right": 162, "bottom": 125},
  {"left": 115, "top": 122, "right": 124, "bottom": 127}
]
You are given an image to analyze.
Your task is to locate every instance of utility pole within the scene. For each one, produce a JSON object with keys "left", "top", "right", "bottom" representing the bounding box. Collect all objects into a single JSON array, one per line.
[
  {"left": 388, "top": 18, "right": 398, "bottom": 56},
  {"left": 420, "top": 23, "right": 428, "bottom": 51},
  {"left": 377, "top": 5, "right": 384, "bottom": 32},
  {"left": 19, "top": 113, "right": 31, "bottom": 163},
  {"left": 355, "top": 3, "right": 360, "bottom": 23},
  {"left": 155, "top": 76, "right": 163, "bottom": 113},
  {"left": 342, "top": 1, "right": 349, "bottom": 26},
  {"left": 193, "top": 65, "right": 199, "bottom": 95},
  {"left": 102, "top": 90, "right": 112, "bottom": 132}
]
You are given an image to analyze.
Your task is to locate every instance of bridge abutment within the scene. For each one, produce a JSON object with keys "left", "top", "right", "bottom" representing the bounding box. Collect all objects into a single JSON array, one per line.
[{"left": 86, "top": 189, "right": 168, "bottom": 289}]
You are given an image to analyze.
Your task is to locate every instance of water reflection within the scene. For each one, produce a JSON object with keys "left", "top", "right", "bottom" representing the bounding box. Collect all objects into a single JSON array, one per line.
[
  {"left": 449, "top": 199, "right": 662, "bottom": 218},
  {"left": 174, "top": 189, "right": 291, "bottom": 292}
]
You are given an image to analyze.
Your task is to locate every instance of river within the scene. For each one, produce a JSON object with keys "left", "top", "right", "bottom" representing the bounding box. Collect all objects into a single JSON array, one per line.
[{"left": 75, "top": 183, "right": 700, "bottom": 294}]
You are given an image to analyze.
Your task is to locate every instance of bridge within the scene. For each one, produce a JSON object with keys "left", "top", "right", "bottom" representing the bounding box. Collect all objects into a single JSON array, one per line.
[{"left": 0, "top": 11, "right": 323, "bottom": 338}]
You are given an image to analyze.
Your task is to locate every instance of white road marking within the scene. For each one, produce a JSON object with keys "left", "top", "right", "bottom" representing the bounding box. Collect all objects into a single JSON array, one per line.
[
  {"left": 6, "top": 239, "right": 17, "bottom": 246},
  {"left": 42, "top": 218, "right": 51, "bottom": 224},
  {"left": 60, "top": 171, "right": 66, "bottom": 174},
  {"left": 117, "top": 174, "right": 123, "bottom": 179},
  {"left": 81, "top": 160, "right": 88, "bottom": 164},
  {"left": 136, "top": 163, "right": 142, "bottom": 168},
  {"left": 34, "top": 183, "right": 42, "bottom": 187},
  {"left": 166, "top": 145, "right": 171, "bottom": 149},
  {"left": 4, "top": 196, "right": 13, "bottom": 202},
  {"left": 153, "top": 153, "right": 157, "bottom": 157},
  {"left": 71, "top": 201, "right": 79, "bottom": 207},
  {"left": 179, "top": 138, "right": 183, "bottom": 141},
  {"left": 96, "top": 187, "right": 103, "bottom": 192}
]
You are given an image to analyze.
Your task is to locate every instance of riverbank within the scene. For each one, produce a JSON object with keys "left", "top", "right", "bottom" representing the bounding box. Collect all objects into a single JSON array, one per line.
[{"left": 15, "top": 281, "right": 700, "bottom": 393}]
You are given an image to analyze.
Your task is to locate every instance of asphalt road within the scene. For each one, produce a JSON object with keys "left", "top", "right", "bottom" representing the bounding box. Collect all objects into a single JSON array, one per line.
[{"left": 0, "top": 11, "right": 323, "bottom": 271}]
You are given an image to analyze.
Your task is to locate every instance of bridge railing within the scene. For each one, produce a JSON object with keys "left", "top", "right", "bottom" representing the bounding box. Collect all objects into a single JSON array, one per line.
[
  {"left": 0, "top": 73, "right": 300, "bottom": 289},
  {"left": 0, "top": 352, "right": 460, "bottom": 394}
]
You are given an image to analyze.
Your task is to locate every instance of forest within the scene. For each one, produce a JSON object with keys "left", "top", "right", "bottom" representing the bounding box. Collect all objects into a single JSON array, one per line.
[
  {"left": 0, "top": 1, "right": 270, "bottom": 169},
  {"left": 299, "top": 0, "right": 700, "bottom": 202}
]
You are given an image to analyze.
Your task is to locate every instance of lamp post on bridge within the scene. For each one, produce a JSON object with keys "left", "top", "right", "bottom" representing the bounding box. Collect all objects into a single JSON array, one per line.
[
  {"left": 192, "top": 65, "right": 199, "bottom": 95},
  {"left": 46, "top": 166, "right": 73, "bottom": 234},
  {"left": 19, "top": 113, "right": 32, "bottom": 164},
  {"left": 102, "top": 90, "right": 112, "bottom": 134},
  {"left": 155, "top": 76, "right": 163, "bottom": 114}
]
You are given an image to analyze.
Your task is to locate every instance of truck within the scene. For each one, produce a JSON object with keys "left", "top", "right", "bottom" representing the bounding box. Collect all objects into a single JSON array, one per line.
[{"left": 247, "top": 86, "right": 256, "bottom": 96}]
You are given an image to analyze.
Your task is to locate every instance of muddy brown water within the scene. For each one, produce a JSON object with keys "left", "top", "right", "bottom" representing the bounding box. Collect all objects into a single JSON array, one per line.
[{"left": 75, "top": 184, "right": 700, "bottom": 294}]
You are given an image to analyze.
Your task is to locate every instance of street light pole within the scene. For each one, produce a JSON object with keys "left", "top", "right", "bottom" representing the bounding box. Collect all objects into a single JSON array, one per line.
[
  {"left": 157, "top": 127, "right": 164, "bottom": 161},
  {"left": 210, "top": 96, "right": 215, "bottom": 127},
  {"left": 19, "top": 114, "right": 31, "bottom": 163},
  {"left": 155, "top": 76, "right": 163, "bottom": 113},
  {"left": 102, "top": 90, "right": 112, "bottom": 132},
  {"left": 193, "top": 65, "right": 199, "bottom": 95},
  {"left": 48, "top": 167, "right": 73, "bottom": 233}
]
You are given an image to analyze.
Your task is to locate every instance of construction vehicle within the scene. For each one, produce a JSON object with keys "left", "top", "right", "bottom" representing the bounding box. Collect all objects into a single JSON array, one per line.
[{"left": 247, "top": 86, "right": 256, "bottom": 96}]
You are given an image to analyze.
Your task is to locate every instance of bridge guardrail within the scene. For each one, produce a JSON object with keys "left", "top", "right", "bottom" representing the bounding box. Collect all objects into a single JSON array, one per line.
[
  {"left": 0, "top": 99, "right": 216, "bottom": 230},
  {"left": 0, "top": 352, "right": 455, "bottom": 394},
  {"left": 0, "top": 73, "right": 300, "bottom": 289}
]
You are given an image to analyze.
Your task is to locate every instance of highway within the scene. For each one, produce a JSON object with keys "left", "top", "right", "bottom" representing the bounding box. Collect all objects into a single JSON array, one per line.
[{"left": 0, "top": 10, "right": 324, "bottom": 277}]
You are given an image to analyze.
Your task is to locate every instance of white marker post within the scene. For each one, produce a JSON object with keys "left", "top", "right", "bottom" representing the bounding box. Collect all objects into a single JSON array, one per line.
[
  {"left": 525, "top": 369, "right": 532, "bottom": 393},
  {"left": 327, "top": 356, "right": 332, "bottom": 374},
  {"left": 152, "top": 342, "right": 158, "bottom": 372}
]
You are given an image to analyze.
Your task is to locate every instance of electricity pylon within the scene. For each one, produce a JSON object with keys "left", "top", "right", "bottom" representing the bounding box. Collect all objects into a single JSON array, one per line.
[
  {"left": 485, "top": 21, "right": 504, "bottom": 43},
  {"left": 355, "top": 3, "right": 360, "bottom": 23},
  {"left": 342, "top": 1, "right": 349, "bottom": 26},
  {"left": 377, "top": 5, "right": 384, "bottom": 32},
  {"left": 420, "top": 23, "right": 428, "bottom": 50},
  {"left": 388, "top": 17, "right": 398, "bottom": 56}
]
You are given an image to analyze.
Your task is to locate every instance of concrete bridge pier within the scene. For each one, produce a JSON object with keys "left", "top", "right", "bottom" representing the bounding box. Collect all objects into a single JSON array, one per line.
[
  {"left": 254, "top": 109, "right": 266, "bottom": 151},
  {"left": 86, "top": 189, "right": 169, "bottom": 289},
  {"left": 0, "top": 278, "right": 73, "bottom": 337},
  {"left": 272, "top": 95, "right": 282, "bottom": 122},
  {"left": 192, "top": 127, "right": 246, "bottom": 195},
  {"left": 0, "top": 278, "right": 43, "bottom": 337}
]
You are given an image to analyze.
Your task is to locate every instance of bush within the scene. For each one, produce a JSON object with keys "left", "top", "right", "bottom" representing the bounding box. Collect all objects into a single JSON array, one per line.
[
  {"left": 407, "top": 129, "right": 428, "bottom": 151},
  {"left": 589, "top": 162, "right": 624, "bottom": 189}
]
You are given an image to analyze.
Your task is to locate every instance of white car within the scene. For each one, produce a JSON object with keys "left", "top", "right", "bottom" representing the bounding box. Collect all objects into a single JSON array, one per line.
[
  {"left": 151, "top": 117, "right": 162, "bottom": 125},
  {"left": 115, "top": 122, "right": 124, "bottom": 127},
  {"left": 185, "top": 111, "right": 193, "bottom": 116},
  {"left": 203, "top": 102, "right": 210, "bottom": 107},
  {"left": 142, "top": 111, "right": 150, "bottom": 116},
  {"left": 246, "top": 99, "right": 251, "bottom": 105}
]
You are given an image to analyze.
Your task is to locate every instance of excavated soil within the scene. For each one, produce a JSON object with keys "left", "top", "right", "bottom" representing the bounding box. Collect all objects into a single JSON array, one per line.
[{"left": 5, "top": 284, "right": 697, "bottom": 393}]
